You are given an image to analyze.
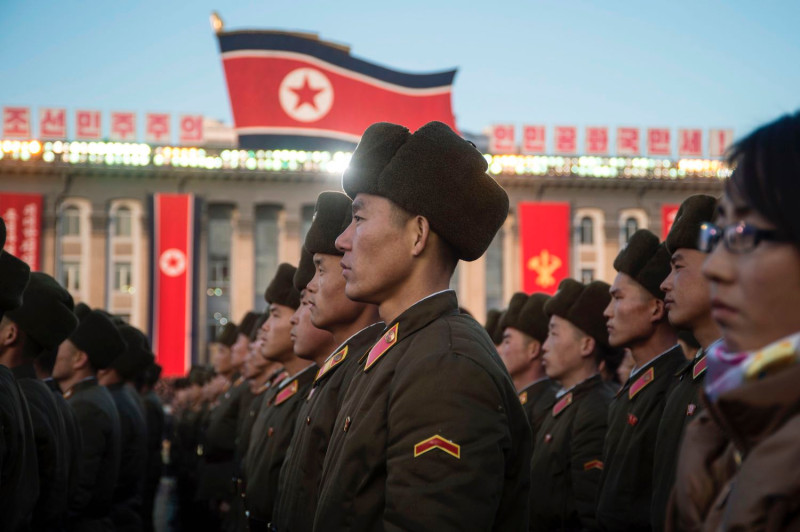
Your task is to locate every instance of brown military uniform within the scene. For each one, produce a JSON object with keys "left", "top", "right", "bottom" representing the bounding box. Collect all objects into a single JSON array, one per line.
[
  {"left": 518, "top": 377, "right": 557, "bottom": 440},
  {"left": 650, "top": 348, "right": 709, "bottom": 532},
  {"left": 529, "top": 374, "right": 615, "bottom": 531},
  {"left": 243, "top": 365, "right": 316, "bottom": 529},
  {"left": 314, "top": 291, "right": 532, "bottom": 531},
  {"left": 596, "top": 345, "right": 685, "bottom": 531},
  {"left": 272, "top": 323, "right": 383, "bottom": 532}
]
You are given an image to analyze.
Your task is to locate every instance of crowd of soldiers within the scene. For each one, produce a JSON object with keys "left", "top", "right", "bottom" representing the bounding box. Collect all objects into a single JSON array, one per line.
[{"left": 2, "top": 111, "right": 800, "bottom": 531}]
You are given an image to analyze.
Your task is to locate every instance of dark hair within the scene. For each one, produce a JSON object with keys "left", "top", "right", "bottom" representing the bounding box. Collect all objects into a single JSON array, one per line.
[{"left": 726, "top": 111, "right": 800, "bottom": 247}]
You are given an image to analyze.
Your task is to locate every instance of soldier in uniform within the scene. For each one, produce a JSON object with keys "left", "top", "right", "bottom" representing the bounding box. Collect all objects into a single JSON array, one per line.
[
  {"left": 651, "top": 195, "right": 720, "bottom": 531},
  {"left": 314, "top": 121, "right": 531, "bottom": 530},
  {"left": 529, "top": 279, "right": 615, "bottom": 531},
  {"left": 498, "top": 292, "right": 557, "bottom": 437},
  {"left": 54, "top": 309, "right": 126, "bottom": 531},
  {"left": 136, "top": 361, "right": 164, "bottom": 532},
  {"left": 172, "top": 365, "right": 212, "bottom": 531},
  {"left": 273, "top": 191, "right": 383, "bottom": 531},
  {"left": 243, "top": 263, "right": 314, "bottom": 531},
  {"left": 98, "top": 323, "right": 153, "bottom": 532},
  {"left": 0, "top": 221, "right": 40, "bottom": 531},
  {"left": 596, "top": 229, "right": 685, "bottom": 531},
  {"left": 1, "top": 272, "right": 79, "bottom": 530}
]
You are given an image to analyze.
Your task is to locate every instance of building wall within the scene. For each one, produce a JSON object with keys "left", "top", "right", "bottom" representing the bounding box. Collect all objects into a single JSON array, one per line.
[{"left": 0, "top": 165, "right": 722, "bottom": 365}]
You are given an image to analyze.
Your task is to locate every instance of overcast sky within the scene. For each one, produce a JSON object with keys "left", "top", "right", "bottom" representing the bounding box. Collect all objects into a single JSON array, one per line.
[{"left": 2, "top": 0, "right": 799, "bottom": 140}]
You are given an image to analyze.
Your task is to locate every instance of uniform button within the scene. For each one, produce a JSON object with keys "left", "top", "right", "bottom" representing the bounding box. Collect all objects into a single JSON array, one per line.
[
  {"left": 268, "top": 427, "right": 274, "bottom": 437},
  {"left": 343, "top": 416, "right": 351, "bottom": 432},
  {"left": 306, "top": 416, "right": 311, "bottom": 425}
]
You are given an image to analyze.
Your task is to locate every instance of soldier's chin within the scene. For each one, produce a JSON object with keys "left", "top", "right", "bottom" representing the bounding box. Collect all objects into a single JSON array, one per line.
[{"left": 343, "top": 281, "right": 377, "bottom": 305}]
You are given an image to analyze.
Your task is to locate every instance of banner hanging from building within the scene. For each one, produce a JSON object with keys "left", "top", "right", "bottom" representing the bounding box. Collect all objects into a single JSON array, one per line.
[
  {"left": 0, "top": 193, "right": 42, "bottom": 270},
  {"left": 661, "top": 204, "right": 681, "bottom": 240},
  {"left": 150, "top": 194, "right": 198, "bottom": 377},
  {"left": 216, "top": 31, "right": 457, "bottom": 150},
  {"left": 519, "top": 202, "right": 570, "bottom": 295}
]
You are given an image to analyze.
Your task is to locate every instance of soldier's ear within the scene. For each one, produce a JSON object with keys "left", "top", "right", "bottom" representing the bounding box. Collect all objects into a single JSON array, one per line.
[
  {"left": 73, "top": 349, "right": 90, "bottom": 371},
  {"left": 650, "top": 297, "right": 668, "bottom": 323},
  {"left": 579, "top": 335, "right": 596, "bottom": 359},
  {"left": 0, "top": 317, "right": 20, "bottom": 347},
  {"left": 410, "top": 215, "right": 432, "bottom": 257},
  {"left": 526, "top": 338, "right": 542, "bottom": 362}
]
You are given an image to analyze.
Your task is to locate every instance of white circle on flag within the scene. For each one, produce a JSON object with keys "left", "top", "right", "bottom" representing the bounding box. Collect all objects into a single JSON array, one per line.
[
  {"left": 159, "top": 248, "right": 187, "bottom": 277},
  {"left": 279, "top": 68, "right": 334, "bottom": 123}
]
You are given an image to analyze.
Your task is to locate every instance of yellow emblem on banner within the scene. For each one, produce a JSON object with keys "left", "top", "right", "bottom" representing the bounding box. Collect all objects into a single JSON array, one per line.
[{"left": 527, "top": 249, "right": 562, "bottom": 288}]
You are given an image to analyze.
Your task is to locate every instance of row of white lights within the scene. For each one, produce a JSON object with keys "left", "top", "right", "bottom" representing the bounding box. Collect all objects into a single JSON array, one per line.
[{"left": 0, "top": 139, "right": 730, "bottom": 179}]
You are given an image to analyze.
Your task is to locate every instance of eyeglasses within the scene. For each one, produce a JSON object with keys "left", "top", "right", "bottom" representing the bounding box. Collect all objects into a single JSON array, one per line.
[{"left": 698, "top": 221, "right": 790, "bottom": 254}]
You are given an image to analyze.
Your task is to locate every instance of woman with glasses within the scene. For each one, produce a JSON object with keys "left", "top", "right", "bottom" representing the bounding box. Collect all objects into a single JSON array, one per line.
[{"left": 668, "top": 112, "right": 800, "bottom": 531}]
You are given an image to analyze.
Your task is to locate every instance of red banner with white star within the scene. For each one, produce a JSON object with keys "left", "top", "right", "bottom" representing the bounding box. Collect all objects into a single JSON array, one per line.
[
  {"left": 217, "top": 31, "right": 457, "bottom": 150},
  {"left": 519, "top": 202, "right": 570, "bottom": 295},
  {"left": 150, "top": 194, "right": 197, "bottom": 377}
]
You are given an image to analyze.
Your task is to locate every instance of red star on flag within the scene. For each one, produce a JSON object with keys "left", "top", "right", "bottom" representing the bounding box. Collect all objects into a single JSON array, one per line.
[{"left": 290, "top": 76, "right": 325, "bottom": 110}]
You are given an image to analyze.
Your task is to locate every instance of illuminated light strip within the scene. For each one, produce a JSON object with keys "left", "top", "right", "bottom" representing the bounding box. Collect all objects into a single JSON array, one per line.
[{"left": 221, "top": 50, "right": 453, "bottom": 97}]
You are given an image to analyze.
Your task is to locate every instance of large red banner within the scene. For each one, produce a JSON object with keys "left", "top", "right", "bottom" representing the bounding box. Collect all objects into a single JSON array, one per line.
[
  {"left": 519, "top": 202, "right": 570, "bottom": 295},
  {"left": 0, "top": 193, "right": 42, "bottom": 270},
  {"left": 151, "top": 194, "right": 195, "bottom": 377},
  {"left": 218, "top": 32, "right": 456, "bottom": 149},
  {"left": 662, "top": 204, "right": 681, "bottom": 240}
]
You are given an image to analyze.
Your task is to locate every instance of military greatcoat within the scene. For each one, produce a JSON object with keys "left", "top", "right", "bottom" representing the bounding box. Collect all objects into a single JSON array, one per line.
[
  {"left": 272, "top": 323, "right": 383, "bottom": 532},
  {"left": 518, "top": 377, "right": 558, "bottom": 440},
  {"left": 314, "top": 290, "right": 532, "bottom": 531},
  {"left": 66, "top": 376, "right": 122, "bottom": 532},
  {"left": 243, "top": 364, "right": 316, "bottom": 528},
  {"left": 650, "top": 347, "right": 709, "bottom": 532},
  {"left": 529, "top": 374, "right": 614, "bottom": 531},
  {"left": 595, "top": 345, "right": 685, "bottom": 531}
]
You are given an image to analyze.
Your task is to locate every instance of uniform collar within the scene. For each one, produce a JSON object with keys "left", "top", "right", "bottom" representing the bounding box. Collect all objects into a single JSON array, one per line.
[
  {"left": 629, "top": 344, "right": 681, "bottom": 380},
  {"left": 360, "top": 290, "right": 459, "bottom": 371}
]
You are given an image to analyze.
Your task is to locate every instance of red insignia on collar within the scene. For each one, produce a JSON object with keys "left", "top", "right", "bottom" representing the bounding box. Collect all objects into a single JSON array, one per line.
[
  {"left": 364, "top": 323, "right": 399, "bottom": 372},
  {"left": 316, "top": 346, "right": 349, "bottom": 382},
  {"left": 693, "top": 355, "right": 707, "bottom": 380},
  {"left": 628, "top": 413, "right": 639, "bottom": 426},
  {"left": 274, "top": 379, "right": 299, "bottom": 406},
  {"left": 413, "top": 435, "right": 461, "bottom": 459},
  {"left": 552, "top": 392, "right": 573, "bottom": 417},
  {"left": 629, "top": 367, "right": 655, "bottom": 400},
  {"left": 583, "top": 459, "right": 604, "bottom": 471},
  {"left": 519, "top": 391, "right": 528, "bottom": 405}
]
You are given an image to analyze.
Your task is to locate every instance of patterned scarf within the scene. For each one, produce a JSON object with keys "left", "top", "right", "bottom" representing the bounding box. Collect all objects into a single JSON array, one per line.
[{"left": 705, "top": 332, "right": 800, "bottom": 402}]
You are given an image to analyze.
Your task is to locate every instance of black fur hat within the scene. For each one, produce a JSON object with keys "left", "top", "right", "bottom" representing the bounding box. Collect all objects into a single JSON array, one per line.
[
  {"left": 342, "top": 121, "right": 509, "bottom": 261},
  {"left": 265, "top": 263, "right": 301, "bottom": 310},
  {"left": 545, "top": 279, "right": 611, "bottom": 347},
  {"left": 69, "top": 310, "right": 127, "bottom": 370},
  {"left": 305, "top": 191, "right": 352, "bottom": 256},
  {"left": 614, "top": 229, "right": 671, "bottom": 299},
  {"left": 665, "top": 195, "right": 717, "bottom": 254}
]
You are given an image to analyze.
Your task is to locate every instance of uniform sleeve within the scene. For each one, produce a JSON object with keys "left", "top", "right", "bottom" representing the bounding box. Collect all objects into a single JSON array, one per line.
[
  {"left": 383, "top": 351, "right": 516, "bottom": 531},
  {"left": 69, "top": 400, "right": 107, "bottom": 514},
  {"left": 570, "top": 394, "right": 610, "bottom": 530}
]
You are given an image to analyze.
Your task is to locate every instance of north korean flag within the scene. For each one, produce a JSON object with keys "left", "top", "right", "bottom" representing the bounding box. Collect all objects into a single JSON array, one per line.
[{"left": 217, "top": 31, "right": 458, "bottom": 150}]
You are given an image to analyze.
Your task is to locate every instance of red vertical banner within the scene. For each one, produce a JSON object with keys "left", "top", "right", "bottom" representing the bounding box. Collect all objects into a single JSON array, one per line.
[
  {"left": 662, "top": 204, "right": 681, "bottom": 240},
  {"left": 151, "top": 194, "right": 195, "bottom": 377},
  {"left": 519, "top": 202, "right": 570, "bottom": 295},
  {"left": 0, "top": 193, "right": 42, "bottom": 270}
]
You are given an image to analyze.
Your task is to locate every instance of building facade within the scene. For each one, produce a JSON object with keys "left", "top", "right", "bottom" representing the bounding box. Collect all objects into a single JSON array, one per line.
[{"left": 0, "top": 140, "right": 725, "bottom": 364}]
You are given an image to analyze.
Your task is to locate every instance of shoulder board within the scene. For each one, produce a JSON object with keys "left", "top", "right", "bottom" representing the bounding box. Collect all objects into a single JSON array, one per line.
[
  {"left": 629, "top": 367, "right": 655, "bottom": 400},
  {"left": 552, "top": 392, "right": 573, "bottom": 417},
  {"left": 692, "top": 354, "right": 708, "bottom": 380},
  {"left": 316, "top": 346, "right": 349, "bottom": 383},
  {"left": 519, "top": 391, "right": 528, "bottom": 405},
  {"left": 364, "top": 323, "right": 399, "bottom": 372},
  {"left": 274, "top": 379, "right": 299, "bottom": 406}
]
